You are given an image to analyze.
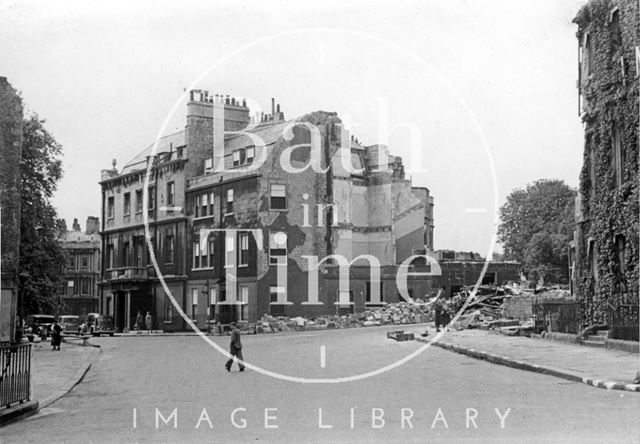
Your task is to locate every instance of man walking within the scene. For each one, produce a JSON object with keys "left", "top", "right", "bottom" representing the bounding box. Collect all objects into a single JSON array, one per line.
[{"left": 225, "top": 322, "right": 245, "bottom": 372}]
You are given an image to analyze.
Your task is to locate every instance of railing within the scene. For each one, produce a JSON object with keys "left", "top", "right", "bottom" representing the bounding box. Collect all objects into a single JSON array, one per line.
[
  {"left": 532, "top": 299, "right": 580, "bottom": 334},
  {"left": 107, "top": 266, "right": 147, "bottom": 281},
  {"left": 0, "top": 343, "right": 32, "bottom": 408},
  {"left": 608, "top": 304, "right": 639, "bottom": 342}
]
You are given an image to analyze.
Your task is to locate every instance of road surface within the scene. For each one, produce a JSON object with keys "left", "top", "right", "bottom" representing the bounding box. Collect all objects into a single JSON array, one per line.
[{"left": 5, "top": 325, "right": 640, "bottom": 443}]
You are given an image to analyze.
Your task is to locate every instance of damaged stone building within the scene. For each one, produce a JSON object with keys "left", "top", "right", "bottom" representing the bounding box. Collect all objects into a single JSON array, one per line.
[
  {"left": 572, "top": 0, "right": 639, "bottom": 340},
  {"left": 99, "top": 91, "right": 435, "bottom": 331}
]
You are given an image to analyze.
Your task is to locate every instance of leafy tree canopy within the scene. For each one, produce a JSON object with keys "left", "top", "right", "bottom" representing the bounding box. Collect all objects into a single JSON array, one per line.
[
  {"left": 497, "top": 179, "right": 576, "bottom": 284},
  {"left": 19, "top": 115, "right": 66, "bottom": 315}
]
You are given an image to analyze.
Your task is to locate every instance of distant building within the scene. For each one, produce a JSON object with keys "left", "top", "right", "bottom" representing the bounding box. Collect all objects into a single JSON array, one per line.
[
  {"left": 434, "top": 249, "right": 521, "bottom": 293},
  {"left": 99, "top": 91, "right": 435, "bottom": 331},
  {"left": 57, "top": 217, "right": 101, "bottom": 316},
  {"left": 572, "top": 0, "right": 638, "bottom": 339},
  {"left": 0, "top": 77, "right": 23, "bottom": 342}
]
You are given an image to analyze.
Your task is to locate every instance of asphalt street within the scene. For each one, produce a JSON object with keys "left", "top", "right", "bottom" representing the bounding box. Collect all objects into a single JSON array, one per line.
[{"left": 4, "top": 325, "right": 640, "bottom": 443}]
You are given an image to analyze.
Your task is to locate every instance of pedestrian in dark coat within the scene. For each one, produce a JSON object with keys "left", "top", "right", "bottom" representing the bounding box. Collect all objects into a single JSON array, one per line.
[
  {"left": 225, "top": 322, "right": 245, "bottom": 372},
  {"left": 434, "top": 300, "right": 443, "bottom": 332},
  {"left": 135, "top": 311, "right": 143, "bottom": 335},
  {"left": 145, "top": 311, "right": 152, "bottom": 334},
  {"left": 51, "top": 320, "right": 62, "bottom": 351}
]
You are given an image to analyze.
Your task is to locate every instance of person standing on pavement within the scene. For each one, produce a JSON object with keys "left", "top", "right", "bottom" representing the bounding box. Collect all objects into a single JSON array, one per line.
[
  {"left": 51, "top": 320, "right": 62, "bottom": 351},
  {"left": 145, "top": 311, "right": 153, "bottom": 335},
  {"left": 225, "top": 322, "right": 245, "bottom": 372},
  {"left": 433, "top": 299, "right": 443, "bottom": 332},
  {"left": 135, "top": 311, "right": 143, "bottom": 335}
]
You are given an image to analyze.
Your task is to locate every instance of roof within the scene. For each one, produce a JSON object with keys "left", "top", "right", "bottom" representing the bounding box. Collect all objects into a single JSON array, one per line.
[
  {"left": 120, "top": 131, "right": 185, "bottom": 175},
  {"left": 58, "top": 230, "right": 100, "bottom": 244},
  {"left": 223, "top": 120, "right": 292, "bottom": 152}
]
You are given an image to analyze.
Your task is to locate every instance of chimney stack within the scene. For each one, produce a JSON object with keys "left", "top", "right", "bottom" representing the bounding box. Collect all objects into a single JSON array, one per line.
[
  {"left": 271, "top": 98, "right": 275, "bottom": 115},
  {"left": 86, "top": 216, "right": 99, "bottom": 234}
]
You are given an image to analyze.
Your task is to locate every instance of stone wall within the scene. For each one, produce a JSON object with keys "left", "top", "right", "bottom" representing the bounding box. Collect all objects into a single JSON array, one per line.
[
  {"left": 573, "top": 0, "right": 639, "bottom": 325},
  {"left": 0, "top": 77, "right": 23, "bottom": 342}
]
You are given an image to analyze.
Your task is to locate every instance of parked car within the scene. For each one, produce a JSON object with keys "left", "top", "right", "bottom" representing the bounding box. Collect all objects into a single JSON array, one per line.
[
  {"left": 24, "top": 314, "right": 56, "bottom": 340},
  {"left": 57, "top": 315, "right": 80, "bottom": 335},
  {"left": 80, "top": 313, "right": 115, "bottom": 337}
]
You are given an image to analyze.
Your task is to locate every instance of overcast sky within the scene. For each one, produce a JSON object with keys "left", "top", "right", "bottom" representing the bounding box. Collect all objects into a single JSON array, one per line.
[{"left": 1, "top": 0, "right": 585, "bottom": 256}]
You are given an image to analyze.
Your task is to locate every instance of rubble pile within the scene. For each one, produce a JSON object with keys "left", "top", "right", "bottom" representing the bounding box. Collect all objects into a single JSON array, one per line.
[
  {"left": 447, "top": 284, "right": 571, "bottom": 335},
  {"left": 250, "top": 301, "right": 431, "bottom": 334}
]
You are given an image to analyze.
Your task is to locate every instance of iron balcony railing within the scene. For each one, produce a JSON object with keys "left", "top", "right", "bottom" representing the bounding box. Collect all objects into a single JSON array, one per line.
[
  {"left": 107, "top": 266, "right": 147, "bottom": 281},
  {"left": 0, "top": 342, "right": 32, "bottom": 408}
]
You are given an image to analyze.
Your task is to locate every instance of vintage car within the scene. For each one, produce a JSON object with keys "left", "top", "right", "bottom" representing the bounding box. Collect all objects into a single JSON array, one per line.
[
  {"left": 57, "top": 315, "right": 81, "bottom": 335},
  {"left": 79, "top": 313, "right": 115, "bottom": 337},
  {"left": 24, "top": 314, "right": 56, "bottom": 340}
]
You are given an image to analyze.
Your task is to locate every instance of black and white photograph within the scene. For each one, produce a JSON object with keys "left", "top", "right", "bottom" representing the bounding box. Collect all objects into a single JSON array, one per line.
[{"left": 0, "top": 0, "right": 639, "bottom": 442}]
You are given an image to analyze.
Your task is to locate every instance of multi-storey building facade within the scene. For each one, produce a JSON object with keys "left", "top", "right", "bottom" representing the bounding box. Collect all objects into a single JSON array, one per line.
[
  {"left": 100, "top": 91, "right": 436, "bottom": 330},
  {"left": 184, "top": 93, "right": 436, "bottom": 326},
  {"left": 99, "top": 133, "right": 188, "bottom": 332},
  {"left": 58, "top": 217, "right": 101, "bottom": 316},
  {"left": 572, "top": 0, "right": 639, "bottom": 340}
]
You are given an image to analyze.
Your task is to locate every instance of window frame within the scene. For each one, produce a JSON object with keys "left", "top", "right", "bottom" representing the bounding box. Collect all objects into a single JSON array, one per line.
[
  {"left": 148, "top": 187, "right": 155, "bottom": 210},
  {"left": 123, "top": 192, "right": 131, "bottom": 216},
  {"left": 269, "top": 232, "right": 287, "bottom": 266},
  {"left": 167, "top": 181, "right": 175, "bottom": 206},
  {"left": 135, "top": 189, "right": 143, "bottom": 213},
  {"left": 226, "top": 189, "right": 234, "bottom": 214},
  {"left": 193, "top": 242, "right": 201, "bottom": 269},
  {"left": 166, "top": 234, "right": 175, "bottom": 264},
  {"left": 239, "top": 232, "right": 250, "bottom": 266},
  {"left": 107, "top": 196, "right": 115, "bottom": 219},
  {"left": 270, "top": 184, "right": 287, "bottom": 211}
]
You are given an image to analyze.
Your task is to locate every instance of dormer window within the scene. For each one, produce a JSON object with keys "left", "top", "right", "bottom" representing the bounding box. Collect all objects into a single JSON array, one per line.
[{"left": 246, "top": 147, "right": 254, "bottom": 164}]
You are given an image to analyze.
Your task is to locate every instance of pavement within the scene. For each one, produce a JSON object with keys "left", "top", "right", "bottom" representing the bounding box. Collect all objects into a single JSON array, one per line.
[
  {"left": 29, "top": 337, "right": 101, "bottom": 408},
  {"left": 416, "top": 326, "right": 640, "bottom": 392}
]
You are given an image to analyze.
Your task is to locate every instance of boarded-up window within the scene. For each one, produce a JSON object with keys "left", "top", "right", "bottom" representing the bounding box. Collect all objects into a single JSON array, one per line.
[
  {"left": 270, "top": 184, "right": 287, "bottom": 210},
  {"left": 269, "top": 232, "right": 287, "bottom": 265}
]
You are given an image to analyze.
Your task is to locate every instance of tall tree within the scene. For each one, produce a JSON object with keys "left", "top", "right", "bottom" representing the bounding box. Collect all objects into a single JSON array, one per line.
[
  {"left": 497, "top": 179, "right": 576, "bottom": 284},
  {"left": 18, "top": 115, "right": 66, "bottom": 315}
]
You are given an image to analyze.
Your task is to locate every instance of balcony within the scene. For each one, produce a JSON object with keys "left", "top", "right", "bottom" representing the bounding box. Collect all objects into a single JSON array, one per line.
[{"left": 106, "top": 266, "right": 147, "bottom": 282}]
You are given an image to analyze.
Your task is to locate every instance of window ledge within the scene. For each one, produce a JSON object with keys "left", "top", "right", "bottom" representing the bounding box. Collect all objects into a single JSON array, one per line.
[
  {"left": 334, "top": 302, "right": 355, "bottom": 305},
  {"left": 224, "top": 212, "right": 234, "bottom": 217},
  {"left": 238, "top": 264, "right": 249, "bottom": 268},
  {"left": 270, "top": 208, "right": 288, "bottom": 212},
  {"left": 192, "top": 267, "right": 213, "bottom": 271},
  {"left": 270, "top": 302, "right": 294, "bottom": 305},
  {"left": 193, "top": 215, "right": 215, "bottom": 221},
  {"left": 301, "top": 302, "right": 323, "bottom": 305}
]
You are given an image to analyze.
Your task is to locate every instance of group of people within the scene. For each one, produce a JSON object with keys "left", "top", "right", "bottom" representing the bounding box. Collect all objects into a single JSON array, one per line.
[{"left": 134, "top": 311, "right": 153, "bottom": 334}]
